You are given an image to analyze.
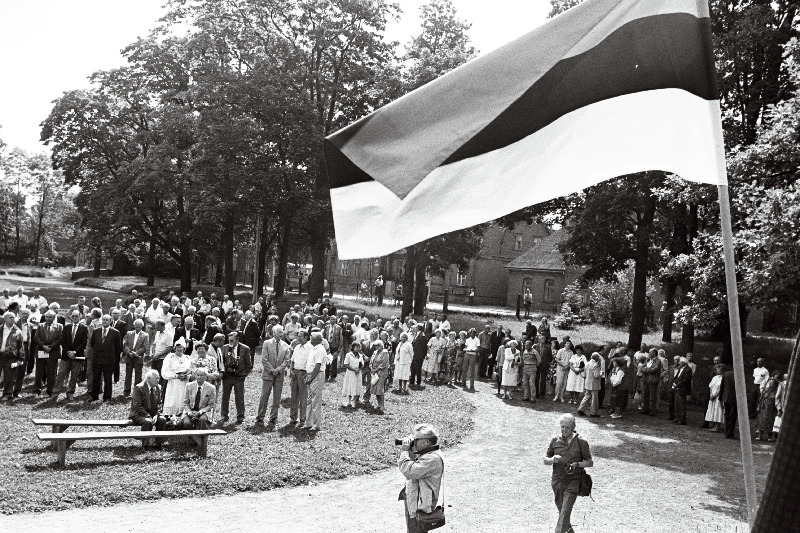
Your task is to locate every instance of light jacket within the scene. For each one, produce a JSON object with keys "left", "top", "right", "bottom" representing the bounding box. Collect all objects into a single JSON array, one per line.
[{"left": 399, "top": 447, "right": 443, "bottom": 515}]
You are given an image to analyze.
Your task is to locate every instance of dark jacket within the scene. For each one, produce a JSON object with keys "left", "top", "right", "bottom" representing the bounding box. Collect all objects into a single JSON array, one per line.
[
  {"left": 221, "top": 343, "right": 252, "bottom": 378},
  {"left": 174, "top": 326, "right": 201, "bottom": 355},
  {"left": 673, "top": 365, "right": 693, "bottom": 395},
  {"left": 412, "top": 331, "right": 428, "bottom": 362},
  {"left": 60, "top": 322, "right": 88, "bottom": 361},
  {"left": 241, "top": 319, "right": 261, "bottom": 350},
  {"left": 129, "top": 381, "right": 162, "bottom": 419},
  {"left": 536, "top": 342, "right": 552, "bottom": 367},
  {"left": 490, "top": 330, "right": 505, "bottom": 356},
  {"left": 90, "top": 327, "right": 123, "bottom": 365},
  {"left": 719, "top": 369, "right": 737, "bottom": 405}
]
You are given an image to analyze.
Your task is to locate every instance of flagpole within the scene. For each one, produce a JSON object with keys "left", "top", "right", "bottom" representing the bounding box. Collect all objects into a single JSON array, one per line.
[{"left": 717, "top": 183, "right": 758, "bottom": 529}]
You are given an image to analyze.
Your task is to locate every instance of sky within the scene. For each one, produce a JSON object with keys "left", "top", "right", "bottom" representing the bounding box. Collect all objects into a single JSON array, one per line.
[{"left": 0, "top": 0, "right": 552, "bottom": 154}]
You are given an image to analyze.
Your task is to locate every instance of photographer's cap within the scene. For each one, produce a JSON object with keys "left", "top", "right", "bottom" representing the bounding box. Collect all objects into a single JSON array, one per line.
[{"left": 414, "top": 423, "right": 439, "bottom": 442}]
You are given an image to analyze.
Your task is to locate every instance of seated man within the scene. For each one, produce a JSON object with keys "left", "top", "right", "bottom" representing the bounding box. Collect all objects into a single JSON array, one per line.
[
  {"left": 181, "top": 368, "right": 216, "bottom": 430},
  {"left": 129, "top": 369, "right": 167, "bottom": 450}
]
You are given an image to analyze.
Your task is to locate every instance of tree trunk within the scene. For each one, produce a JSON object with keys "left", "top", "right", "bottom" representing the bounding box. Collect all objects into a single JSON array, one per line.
[
  {"left": 402, "top": 246, "right": 417, "bottom": 319},
  {"left": 256, "top": 215, "right": 270, "bottom": 297},
  {"left": 147, "top": 229, "right": 157, "bottom": 287},
  {"left": 680, "top": 203, "right": 698, "bottom": 353},
  {"left": 196, "top": 256, "right": 202, "bottom": 285},
  {"left": 33, "top": 188, "right": 46, "bottom": 267},
  {"left": 214, "top": 257, "right": 223, "bottom": 286},
  {"left": 93, "top": 246, "right": 102, "bottom": 277},
  {"left": 307, "top": 222, "right": 327, "bottom": 303},
  {"left": 274, "top": 219, "right": 292, "bottom": 297},
  {"left": 627, "top": 192, "right": 657, "bottom": 350},
  {"left": 223, "top": 218, "right": 235, "bottom": 298},
  {"left": 179, "top": 240, "right": 192, "bottom": 293},
  {"left": 413, "top": 261, "right": 427, "bottom": 315},
  {"left": 662, "top": 281, "right": 677, "bottom": 343}
]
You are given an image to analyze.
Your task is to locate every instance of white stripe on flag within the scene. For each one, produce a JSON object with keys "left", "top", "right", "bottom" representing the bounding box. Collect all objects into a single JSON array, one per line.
[{"left": 332, "top": 88, "right": 726, "bottom": 260}]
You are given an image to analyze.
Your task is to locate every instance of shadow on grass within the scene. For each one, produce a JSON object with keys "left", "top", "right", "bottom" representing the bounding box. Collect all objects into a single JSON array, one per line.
[
  {"left": 24, "top": 446, "right": 196, "bottom": 471},
  {"left": 275, "top": 423, "right": 319, "bottom": 442}
]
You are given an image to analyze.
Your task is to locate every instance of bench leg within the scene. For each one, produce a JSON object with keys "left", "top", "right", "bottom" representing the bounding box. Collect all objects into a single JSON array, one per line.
[
  {"left": 56, "top": 441, "right": 67, "bottom": 468},
  {"left": 198, "top": 436, "right": 208, "bottom": 458},
  {"left": 50, "top": 424, "right": 68, "bottom": 450}
]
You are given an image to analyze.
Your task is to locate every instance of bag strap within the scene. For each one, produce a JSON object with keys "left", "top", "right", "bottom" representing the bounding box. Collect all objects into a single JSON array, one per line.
[{"left": 416, "top": 452, "right": 445, "bottom": 510}]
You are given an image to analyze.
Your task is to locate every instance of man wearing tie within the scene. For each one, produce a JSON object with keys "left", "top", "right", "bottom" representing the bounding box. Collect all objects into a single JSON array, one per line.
[
  {"left": 129, "top": 369, "right": 166, "bottom": 450},
  {"left": 256, "top": 325, "right": 291, "bottom": 427},
  {"left": 34, "top": 310, "right": 63, "bottom": 397},
  {"left": 123, "top": 319, "right": 150, "bottom": 397},
  {"left": 535, "top": 334, "right": 552, "bottom": 399},
  {"left": 181, "top": 368, "right": 216, "bottom": 430},
  {"left": 55, "top": 310, "right": 88, "bottom": 400},
  {"left": 220, "top": 332, "right": 252, "bottom": 424},
  {"left": 89, "top": 314, "right": 122, "bottom": 402},
  {"left": 111, "top": 309, "right": 128, "bottom": 384},
  {"left": 240, "top": 311, "right": 261, "bottom": 356},
  {"left": 323, "top": 316, "right": 343, "bottom": 381}
]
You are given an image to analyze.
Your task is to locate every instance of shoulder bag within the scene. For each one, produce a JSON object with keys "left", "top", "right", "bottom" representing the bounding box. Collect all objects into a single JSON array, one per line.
[{"left": 416, "top": 454, "right": 446, "bottom": 530}]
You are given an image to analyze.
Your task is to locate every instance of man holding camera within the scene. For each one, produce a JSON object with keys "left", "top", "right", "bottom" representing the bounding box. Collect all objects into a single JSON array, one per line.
[
  {"left": 398, "top": 424, "right": 444, "bottom": 533},
  {"left": 544, "top": 413, "right": 593, "bottom": 533}
]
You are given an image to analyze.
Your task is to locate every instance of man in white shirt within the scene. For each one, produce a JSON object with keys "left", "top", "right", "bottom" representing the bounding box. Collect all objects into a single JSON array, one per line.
[
  {"left": 0, "top": 288, "right": 11, "bottom": 311},
  {"left": 11, "top": 286, "right": 29, "bottom": 309},
  {"left": 439, "top": 314, "right": 451, "bottom": 334},
  {"left": 750, "top": 357, "right": 769, "bottom": 418},
  {"left": 304, "top": 331, "right": 328, "bottom": 431},
  {"left": 221, "top": 294, "right": 234, "bottom": 317},
  {"left": 148, "top": 320, "right": 173, "bottom": 388},
  {"left": 145, "top": 299, "right": 162, "bottom": 338},
  {"left": 284, "top": 313, "right": 302, "bottom": 343},
  {"left": 289, "top": 330, "right": 311, "bottom": 425},
  {"left": 463, "top": 329, "right": 481, "bottom": 391}
]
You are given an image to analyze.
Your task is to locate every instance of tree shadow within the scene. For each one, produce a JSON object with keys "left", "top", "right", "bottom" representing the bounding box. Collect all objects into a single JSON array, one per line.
[
  {"left": 24, "top": 446, "right": 196, "bottom": 472},
  {"left": 276, "top": 423, "right": 318, "bottom": 442}
]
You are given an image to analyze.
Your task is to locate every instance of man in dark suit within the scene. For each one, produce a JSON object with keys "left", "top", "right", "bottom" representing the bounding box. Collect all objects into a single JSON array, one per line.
[
  {"left": 410, "top": 325, "right": 427, "bottom": 388},
  {"left": 525, "top": 320, "right": 538, "bottom": 341},
  {"left": 535, "top": 334, "right": 552, "bottom": 398},
  {"left": 111, "top": 309, "right": 128, "bottom": 383},
  {"left": 174, "top": 316, "right": 201, "bottom": 356},
  {"left": 129, "top": 369, "right": 166, "bottom": 449},
  {"left": 34, "top": 310, "right": 62, "bottom": 397},
  {"left": 323, "top": 316, "right": 343, "bottom": 380},
  {"left": 240, "top": 311, "right": 261, "bottom": 356},
  {"left": 68, "top": 296, "right": 89, "bottom": 318},
  {"left": 220, "top": 332, "right": 252, "bottom": 424},
  {"left": 719, "top": 364, "right": 738, "bottom": 439},
  {"left": 55, "top": 310, "right": 88, "bottom": 400},
  {"left": 489, "top": 325, "right": 506, "bottom": 377},
  {"left": 123, "top": 319, "right": 150, "bottom": 396},
  {"left": 202, "top": 315, "right": 224, "bottom": 345},
  {"left": 89, "top": 314, "right": 123, "bottom": 402},
  {"left": 168, "top": 296, "right": 184, "bottom": 319},
  {"left": 671, "top": 356, "right": 693, "bottom": 425}
]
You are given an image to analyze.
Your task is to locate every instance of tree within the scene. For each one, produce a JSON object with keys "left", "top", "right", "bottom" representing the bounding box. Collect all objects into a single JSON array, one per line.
[{"left": 548, "top": 0, "right": 582, "bottom": 18}]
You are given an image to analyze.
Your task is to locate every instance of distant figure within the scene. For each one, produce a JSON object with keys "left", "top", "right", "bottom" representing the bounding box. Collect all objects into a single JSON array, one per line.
[
  {"left": 524, "top": 288, "right": 533, "bottom": 318},
  {"left": 374, "top": 275, "right": 385, "bottom": 306},
  {"left": 719, "top": 364, "right": 737, "bottom": 439},
  {"left": 468, "top": 287, "right": 475, "bottom": 306}
]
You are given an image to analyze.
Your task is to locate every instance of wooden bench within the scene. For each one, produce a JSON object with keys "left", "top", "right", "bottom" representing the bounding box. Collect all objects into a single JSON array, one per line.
[
  {"left": 32, "top": 418, "right": 136, "bottom": 449},
  {"left": 37, "top": 429, "right": 227, "bottom": 467}
]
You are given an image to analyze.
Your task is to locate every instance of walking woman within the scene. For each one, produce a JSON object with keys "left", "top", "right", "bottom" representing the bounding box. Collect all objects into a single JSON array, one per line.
[
  {"left": 544, "top": 413, "right": 593, "bottom": 533},
  {"left": 341, "top": 342, "right": 363, "bottom": 407},
  {"left": 609, "top": 358, "right": 628, "bottom": 419},
  {"left": 394, "top": 333, "right": 413, "bottom": 394},
  {"left": 501, "top": 340, "right": 521, "bottom": 399},
  {"left": 370, "top": 341, "right": 390, "bottom": 413},
  {"left": 565, "top": 342, "right": 586, "bottom": 404}
]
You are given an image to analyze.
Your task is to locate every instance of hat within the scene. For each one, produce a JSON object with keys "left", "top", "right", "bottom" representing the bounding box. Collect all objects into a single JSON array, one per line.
[{"left": 174, "top": 338, "right": 187, "bottom": 348}]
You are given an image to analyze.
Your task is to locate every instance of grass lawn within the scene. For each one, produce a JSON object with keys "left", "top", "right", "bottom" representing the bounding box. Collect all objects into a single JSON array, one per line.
[{"left": 0, "top": 355, "right": 474, "bottom": 515}]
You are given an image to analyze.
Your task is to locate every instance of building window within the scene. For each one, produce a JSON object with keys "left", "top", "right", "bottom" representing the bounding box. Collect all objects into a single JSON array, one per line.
[
  {"left": 513, "top": 234, "right": 523, "bottom": 251},
  {"left": 522, "top": 277, "right": 533, "bottom": 294},
  {"left": 456, "top": 271, "right": 467, "bottom": 286},
  {"left": 544, "top": 279, "right": 556, "bottom": 302},
  {"left": 340, "top": 261, "right": 349, "bottom": 276}
]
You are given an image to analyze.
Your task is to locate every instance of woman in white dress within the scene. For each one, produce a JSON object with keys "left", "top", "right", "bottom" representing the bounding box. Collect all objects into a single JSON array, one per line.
[
  {"left": 566, "top": 344, "right": 587, "bottom": 404},
  {"left": 394, "top": 333, "right": 413, "bottom": 394},
  {"left": 705, "top": 363, "right": 724, "bottom": 431},
  {"left": 341, "top": 342, "right": 364, "bottom": 407},
  {"left": 501, "top": 341, "right": 521, "bottom": 400},
  {"left": 161, "top": 340, "right": 191, "bottom": 417}
]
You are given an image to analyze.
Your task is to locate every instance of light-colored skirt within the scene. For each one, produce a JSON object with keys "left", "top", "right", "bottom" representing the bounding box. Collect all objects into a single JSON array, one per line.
[
  {"left": 502, "top": 368, "right": 518, "bottom": 387},
  {"left": 395, "top": 363, "right": 411, "bottom": 381},
  {"left": 705, "top": 398, "right": 723, "bottom": 423},
  {"left": 566, "top": 370, "right": 585, "bottom": 393},
  {"left": 341, "top": 369, "right": 361, "bottom": 397},
  {"left": 163, "top": 379, "right": 187, "bottom": 416},
  {"left": 423, "top": 354, "right": 440, "bottom": 374}
]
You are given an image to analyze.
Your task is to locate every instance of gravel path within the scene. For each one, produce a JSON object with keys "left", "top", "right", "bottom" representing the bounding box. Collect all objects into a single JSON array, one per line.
[{"left": 3, "top": 378, "right": 757, "bottom": 533}]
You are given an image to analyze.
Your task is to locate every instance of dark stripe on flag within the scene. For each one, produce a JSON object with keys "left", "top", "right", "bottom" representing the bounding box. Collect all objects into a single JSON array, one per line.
[
  {"left": 324, "top": 137, "right": 375, "bottom": 189},
  {"left": 441, "top": 12, "right": 716, "bottom": 167}
]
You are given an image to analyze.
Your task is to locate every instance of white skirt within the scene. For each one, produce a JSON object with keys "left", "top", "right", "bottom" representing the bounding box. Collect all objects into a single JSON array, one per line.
[
  {"left": 395, "top": 363, "right": 411, "bottom": 381},
  {"left": 163, "top": 379, "right": 187, "bottom": 416}
]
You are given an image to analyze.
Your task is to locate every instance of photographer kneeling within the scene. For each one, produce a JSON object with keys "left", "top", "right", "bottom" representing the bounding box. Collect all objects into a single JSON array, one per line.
[{"left": 398, "top": 424, "right": 445, "bottom": 533}]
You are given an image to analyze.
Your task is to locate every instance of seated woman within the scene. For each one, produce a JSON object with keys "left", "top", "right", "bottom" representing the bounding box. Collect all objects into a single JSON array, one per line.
[{"left": 161, "top": 339, "right": 191, "bottom": 418}]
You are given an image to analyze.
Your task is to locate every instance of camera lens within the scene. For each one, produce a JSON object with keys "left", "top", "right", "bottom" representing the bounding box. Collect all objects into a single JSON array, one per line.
[{"left": 394, "top": 439, "right": 403, "bottom": 446}]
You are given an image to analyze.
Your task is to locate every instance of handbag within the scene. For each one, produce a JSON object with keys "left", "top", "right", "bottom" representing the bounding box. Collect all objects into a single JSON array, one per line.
[
  {"left": 415, "top": 455, "right": 446, "bottom": 530},
  {"left": 370, "top": 373, "right": 379, "bottom": 386},
  {"left": 578, "top": 469, "right": 593, "bottom": 497}
]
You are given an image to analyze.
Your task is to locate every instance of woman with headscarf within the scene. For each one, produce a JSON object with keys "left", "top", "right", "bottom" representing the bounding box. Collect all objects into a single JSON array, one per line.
[
  {"left": 500, "top": 340, "right": 521, "bottom": 400},
  {"left": 370, "top": 340, "right": 390, "bottom": 413},
  {"left": 161, "top": 339, "right": 191, "bottom": 417},
  {"left": 394, "top": 333, "right": 413, "bottom": 394}
]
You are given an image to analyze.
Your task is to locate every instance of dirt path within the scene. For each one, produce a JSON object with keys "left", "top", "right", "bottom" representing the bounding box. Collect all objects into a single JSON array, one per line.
[{"left": 3, "top": 378, "right": 757, "bottom": 533}]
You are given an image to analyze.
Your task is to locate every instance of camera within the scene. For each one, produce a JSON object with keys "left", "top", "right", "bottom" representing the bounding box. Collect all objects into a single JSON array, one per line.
[{"left": 394, "top": 438, "right": 405, "bottom": 446}]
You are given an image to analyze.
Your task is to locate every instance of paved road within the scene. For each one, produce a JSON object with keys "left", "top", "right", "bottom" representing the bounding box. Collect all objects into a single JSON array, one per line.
[{"left": 3, "top": 379, "right": 752, "bottom": 533}]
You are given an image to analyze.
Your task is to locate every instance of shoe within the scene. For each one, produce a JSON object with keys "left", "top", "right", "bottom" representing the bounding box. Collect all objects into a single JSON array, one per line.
[
  {"left": 236, "top": 418, "right": 244, "bottom": 425},
  {"left": 66, "top": 393, "right": 74, "bottom": 401},
  {"left": 302, "top": 425, "right": 312, "bottom": 430},
  {"left": 577, "top": 411, "right": 586, "bottom": 417},
  {"left": 309, "top": 426, "right": 320, "bottom": 431},
  {"left": 590, "top": 414, "right": 600, "bottom": 418},
  {"left": 254, "top": 420, "right": 265, "bottom": 426},
  {"left": 152, "top": 443, "right": 163, "bottom": 450},
  {"left": 610, "top": 414, "right": 622, "bottom": 419},
  {"left": 219, "top": 417, "right": 229, "bottom": 424}
]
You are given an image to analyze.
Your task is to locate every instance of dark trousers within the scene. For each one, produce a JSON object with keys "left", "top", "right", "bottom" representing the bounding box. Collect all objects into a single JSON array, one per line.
[
  {"left": 411, "top": 358, "right": 424, "bottom": 386},
  {"left": 14, "top": 363, "right": 25, "bottom": 395},
  {"left": 221, "top": 376, "right": 245, "bottom": 420},
  {"left": 598, "top": 379, "right": 605, "bottom": 408},
  {"left": 668, "top": 390, "right": 676, "bottom": 418},
  {"left": 132, "top": 414, "right": 166, "bottom": 445},
  {"left": 478, "top": 348, "right": 489, "bottom": 377},
  {"left": 124, "top": 358, "right": 143, "bottom": 395},
  {"left": 325, "top": 349, "right": 339, "bottom": 380},
  {"left": 724, "top": 402, "right": 737, "bottom": 438},
  {"left": 27, "top": 338, "right": 37, "bottom": 374},
  {"left": 641, "top": 380, "right": 659, "bottom": 413},
  {"left": 675, "top": 392, "right": 688, "bottom": 423},
  {"left": 150, "top": 358, "right": 166, "bottom": 399},
  {"left": 34, "top": 355, "right": 58, "bottom": 394},
  {"left": 552, "top": 481, "right": 578, "bottom": 533},
  {"left": 92, "top": 362, "right": 114, "bottom": 400},
  {"left": 1, "top": 361, "right": 18, "bottom": 397},
  {"left": 747, "top": 387, "right": 759, "bottom": 419},
  {"left": 113, "top": 350, "right": 121, "bottom": 382},
  {"left": 536, "top": 363, "right": 549, "bottom": 397}
]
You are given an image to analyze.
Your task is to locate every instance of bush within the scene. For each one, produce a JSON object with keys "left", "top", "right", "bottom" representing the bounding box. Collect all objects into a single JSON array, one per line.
[{"left": 589, "top": 265, "right": 656, "bottom": 326}]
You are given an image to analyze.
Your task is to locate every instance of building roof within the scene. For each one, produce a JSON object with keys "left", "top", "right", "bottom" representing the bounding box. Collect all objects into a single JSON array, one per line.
[{"left": 505, "top": 230, "right": 567, "bottom": 271}]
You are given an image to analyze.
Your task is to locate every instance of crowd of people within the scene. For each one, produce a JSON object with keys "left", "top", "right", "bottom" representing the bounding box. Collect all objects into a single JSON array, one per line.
[{"left": 0, "top": 285, "right": 785, "bottom": 450}]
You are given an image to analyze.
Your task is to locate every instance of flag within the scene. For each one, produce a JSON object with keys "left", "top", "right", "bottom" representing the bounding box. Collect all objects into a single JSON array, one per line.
[{"left": 324, "top": 0, "right": 727, "bottom": 260}]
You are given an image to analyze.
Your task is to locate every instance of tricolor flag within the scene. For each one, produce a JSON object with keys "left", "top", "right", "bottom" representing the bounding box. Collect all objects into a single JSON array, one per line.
[{"left": 324, "top": 0, "right": 726, "bottom": 260}]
